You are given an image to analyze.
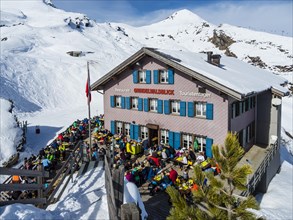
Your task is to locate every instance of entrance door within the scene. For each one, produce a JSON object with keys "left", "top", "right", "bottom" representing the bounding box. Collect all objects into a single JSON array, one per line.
[
  {"left": 149, "top": 128, "right": 158, "bottom": 146},
  {"left": 146, "top": 123, "right": 159, "bottom": 147}
]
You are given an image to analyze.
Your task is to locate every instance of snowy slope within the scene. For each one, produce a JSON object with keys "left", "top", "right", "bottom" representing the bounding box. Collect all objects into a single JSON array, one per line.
[{"left": 1, "top": 2, "right": 292, "bottom": 113}]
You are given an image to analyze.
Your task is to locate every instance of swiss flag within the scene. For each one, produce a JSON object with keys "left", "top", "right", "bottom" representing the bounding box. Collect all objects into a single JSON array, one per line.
[{"left": 86, "top": 75, "right": 91, "bottom": 104}]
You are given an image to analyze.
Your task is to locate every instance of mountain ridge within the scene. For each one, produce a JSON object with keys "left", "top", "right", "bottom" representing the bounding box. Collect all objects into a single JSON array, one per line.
[{"left": 0, "top": 0, "right": 292, "bottom": 113}]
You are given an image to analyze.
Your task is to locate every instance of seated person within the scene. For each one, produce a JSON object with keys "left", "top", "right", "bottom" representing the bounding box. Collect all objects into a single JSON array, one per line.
[
  {"left": 168, "top": 168, "right": 178, "bottom": 184},
  {"left": 195, "top": 152, "right": 205, "bottom": 164},
  {"left": 148, "top": 155, "right": 160, "bottom": 167},
  {"left": 188, "top": 147, "right": 196, "bottom": 162}
]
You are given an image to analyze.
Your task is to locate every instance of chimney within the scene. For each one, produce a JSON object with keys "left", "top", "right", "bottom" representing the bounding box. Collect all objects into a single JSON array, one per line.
[
  {"left": 207, "top": 51, "right": 213, "bottom": 63},
  {"left": 211, "top": 54, "right": 221, "bottom": 66}
]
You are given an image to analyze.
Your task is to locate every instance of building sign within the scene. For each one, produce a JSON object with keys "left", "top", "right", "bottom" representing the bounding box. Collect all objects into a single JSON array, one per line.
[
  {"left": 134, "top": 88, "right": 174, "bottom": 95},
  {"left": 179, "top": 91, "right": 211, "bottom": 98},
  {"left": 114, "top": 88, "right": 130, "bottom": 93}
]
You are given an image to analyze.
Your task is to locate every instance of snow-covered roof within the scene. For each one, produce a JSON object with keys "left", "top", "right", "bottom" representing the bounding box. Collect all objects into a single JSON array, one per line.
[{"left": 91, "top": 47, "right": 288, "bottom": 100}]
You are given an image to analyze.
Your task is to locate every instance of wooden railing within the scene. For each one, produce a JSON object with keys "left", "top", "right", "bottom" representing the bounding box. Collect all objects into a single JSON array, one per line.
[
  {"left": 0, "top": 165, "right": 48, "bottom": 207},
  {"left": 104, "top": 142, "right": 125, "bottom": 220},
  {"left": 44, "top": 140, "right": 83, "bottom": 206},
  {"left": 0, "top": 140, "right": 83, "bottom": 207},
  {"left": 241, "top": 138, "right": 279, "bottom": 196}
]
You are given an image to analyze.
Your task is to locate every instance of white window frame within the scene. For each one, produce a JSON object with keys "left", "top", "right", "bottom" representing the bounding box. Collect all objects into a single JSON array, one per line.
[
  {"left": 160, "top": 129, "right": 169, "bottom": 144},
  {"left": 182, "top": 134, "right": 193, "bottom": 148},
  {"left": 131, "top": 97, "right": 138, "bottom": 110},
  {"left": 116, "top": 121, "right": 123, "bottom": 134},
  {"left": 195, "top": 136, "right": 206, "bottom": 152},
  {"left": 171, "top": 100, "right": 180, "bottom": 114},
  {"left": 159, "top": 70, "right": 168, "bottom": 83},
  {"left": 141, "top": 126, "right": 148, "bottom": 140},
  {"left": 195, "top": 102, "right": 206, "bottom": 117},
  {"left": 124, "top": 123, "right": 130, "bottom": 136},
  {"left": 138, "top": 70, "right": 146, "bottom": 83},
  {"left": 150, "top": 98, "right": 158, "bottom": 112},
  {"left": 115, "top": 96, "right": 122, "bottom": 108}
]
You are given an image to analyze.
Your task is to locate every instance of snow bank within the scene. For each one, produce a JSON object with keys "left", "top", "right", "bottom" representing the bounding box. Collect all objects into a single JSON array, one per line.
[{"left": 0, "top": 98, "right": 22, "bottom": 166}]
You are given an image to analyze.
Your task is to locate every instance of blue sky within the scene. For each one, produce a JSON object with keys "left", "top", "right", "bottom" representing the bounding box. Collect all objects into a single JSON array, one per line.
[{"left": 52, "top": 0, "right": 293, "bottom": 36}]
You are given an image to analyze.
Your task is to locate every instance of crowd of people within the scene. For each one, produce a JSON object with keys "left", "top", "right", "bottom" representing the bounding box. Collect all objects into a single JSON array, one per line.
[
  {"left": 93, "top": 130, "right": 222, "bottom": 198},
  {"left": 8, "top": 116, "right": 105, "bottom": 201},
  {"left": 7, "top": 114, "right": 221, "bottom": 203}
]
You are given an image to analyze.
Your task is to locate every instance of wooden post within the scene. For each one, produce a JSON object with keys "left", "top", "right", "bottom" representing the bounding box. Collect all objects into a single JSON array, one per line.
[
  {"left": 37, "top": 163, "right": 44, "bottom": 208},
  {"left": 70, "top": 153, "right": 74, "bottom": 183},
  {"left": 112, "top": 167, "right": 124, "bottom": 218},
  {"left": 121, "top": 203, "right": 140, "bottom": 220}
]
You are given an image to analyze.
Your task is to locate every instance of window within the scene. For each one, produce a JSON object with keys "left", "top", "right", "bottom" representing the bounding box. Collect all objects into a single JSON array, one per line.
[
  {"left": 131, "top": 97, "right": 138, "bottom": 109},
  {"left": 182, "top": 134, "right": 193, "bottom": 148},
  {"left": 124, "top": 123, "right": 130, "bottom": 136},
  {"left": 138, "top": 70, "right": 146, "bottom": 83},
  {"left": 115, "top": 96, "right": 122, "bottom": 108},
  {"left": 160, "top": 129, "right": 169, "bottom": 144},
  {"left": 198, "top": 87, "right": 206, "bottom": 93},
  {"left": 150, "top": 99, "right": 158, "bottom": 112},
  {"left": 116, "top": 121, "right": 123, "bottom": 134},
  {"left": 195, "top": 136, "right": 206, "bottom": 152},
  {"left": 171, "top": 100, "right": 180, "bottom": 114},
  {"left": 159, "top": 70, "right": 168, "bottom": 83},
  {"left": 141, "top": 126, "right": 148, "bottom": 139},
  {"left": 245, "top": 99, "right": 249, "bottom": 112},
  {"left": 195, "top": 102, "right": 206, "bottom": 117}
]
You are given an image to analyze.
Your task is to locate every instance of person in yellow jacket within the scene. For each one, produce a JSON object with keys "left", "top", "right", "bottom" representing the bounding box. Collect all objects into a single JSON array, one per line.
[{"left": 58, "top": 144, "right": 66, "bottom": 160}]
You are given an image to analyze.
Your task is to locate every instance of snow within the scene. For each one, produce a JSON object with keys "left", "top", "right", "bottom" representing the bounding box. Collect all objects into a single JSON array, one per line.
[
  {"left": 0, "top": 1, "right": 292, "bottom": 219},
  {"left": 156, "top": 48, "right": 288, "bottom": 96},
  {"left": 0, "top": 166, "right": 109, "bottom": 220},
  {"left": 0, "top": 98, "right": 22, "bottom": 166}
]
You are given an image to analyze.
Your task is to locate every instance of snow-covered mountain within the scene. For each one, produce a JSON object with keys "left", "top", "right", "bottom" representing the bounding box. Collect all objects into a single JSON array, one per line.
[{"left": 1, "top": 0, "right": 292, "bottom": 113}]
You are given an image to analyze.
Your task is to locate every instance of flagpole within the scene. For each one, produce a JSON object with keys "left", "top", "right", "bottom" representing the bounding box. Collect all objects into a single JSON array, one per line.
[{"left": 87, "top": 61, "right": 92, "bottom": 156}]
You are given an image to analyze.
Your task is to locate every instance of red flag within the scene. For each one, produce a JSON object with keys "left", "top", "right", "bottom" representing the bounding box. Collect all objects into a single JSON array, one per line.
[{"left": 86, "top": 75, "right": 91, "bottom": 104}]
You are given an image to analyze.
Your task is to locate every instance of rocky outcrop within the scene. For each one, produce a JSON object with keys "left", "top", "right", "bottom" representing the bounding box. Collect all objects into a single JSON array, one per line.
[
  {"left": 209, "top": 30, "right": 236, "bottom": 50},
  {"left": 224, "top": 48, "right": 237, "bottom": 58},
  {"left": 246, "top": 56, "right": 268, "bottom": 69},
  {"left": 65, "top": 16, "right": 93, "bottom": 30},
  {"left": 274, "top": 65, "right": 293, "bottom": 72}
]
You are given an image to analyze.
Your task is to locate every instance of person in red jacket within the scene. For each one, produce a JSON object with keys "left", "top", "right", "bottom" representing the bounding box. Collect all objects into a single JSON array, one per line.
[
  {"left": 148, "top": 156, "right": 160, "bottom": 167},
  {"left": 169, "top": 168, "right": 178, "bottom": 183}
]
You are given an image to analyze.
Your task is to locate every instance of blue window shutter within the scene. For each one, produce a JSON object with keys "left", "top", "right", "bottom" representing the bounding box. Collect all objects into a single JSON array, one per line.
[
  {"left": 206, "top": 138, "right": 213, "bottom": 158},
  {"left": 146, "top": 70, "right": 151, "bottom": 84},
  {"left": 133, "top": 70, "right": 138, "bottom": 84},
  {"left": 157, "top": 99, "right": 163, "bottom": 114},
  {"left": 206, "top": 103, "right": 214, "bottom": 120},
  {"left": 164, "top": 100, "right": 170, "bottom": 114},
  {"left": 110, "top": 96, "right": 115, "bottom": 108},
  {"left": 134, "top": 125, "right": 140, "bottom": 140},
  {"left": 126, "top": 97, "right": 131, "bottom": 109},
  {"left": 110, "top": 121, "right": 115, "bottom": 134},
  {"left": 168, "top": 131, "right": 174, "bottom": 148},
  {"left": 130, "top": 124, "right": 134, "bottom": 139},
  {"left": 174, "top": 132, "right": 181, "bottom": 150},
  {"left": 154, "top": 70, "right": 159, "bottom": 84},
  {"left": 138, "top": 98, "right": 143, "bottom": 111},
  {"left": 168, "top": 69, "right": 174, "bottom": 84},
  {"left": 121, "top": 97, "right": 125, "bottom": 109},
  {"left": 180, "top": 101, "right": 186, "bottom": 116},
  {"left": 144, "top": 98, "right": 149, "bottom": 112},
  {"left": 188, "top": 102, "right": 195, "bottom": 117}
]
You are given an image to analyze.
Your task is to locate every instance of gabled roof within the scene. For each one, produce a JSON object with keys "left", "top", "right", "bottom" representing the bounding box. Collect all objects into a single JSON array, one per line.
[{"left": 91, "top": 47, "right": 288, "bottom": 100}]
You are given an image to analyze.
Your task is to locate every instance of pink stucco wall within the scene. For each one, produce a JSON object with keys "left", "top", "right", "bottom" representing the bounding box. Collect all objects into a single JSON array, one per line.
[{"left": 102, "top": 56, "right": 229, "bottom": 145}]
